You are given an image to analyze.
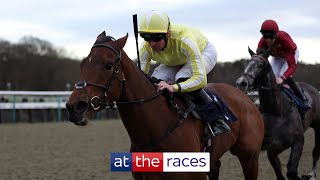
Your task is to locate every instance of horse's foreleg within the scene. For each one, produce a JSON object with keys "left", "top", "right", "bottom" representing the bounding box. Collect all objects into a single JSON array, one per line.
[
  {"left": 308, "top": 127, "right": 320, "bottom": 179},
  {"left": 267, "top": 149, "right": 286, "bottom": 180},
  {"left": 286, "top": 136, "right": 304, "bottom": 180},
  {"left": 207, "top": 160, "right": 221, "bottom": 180}
]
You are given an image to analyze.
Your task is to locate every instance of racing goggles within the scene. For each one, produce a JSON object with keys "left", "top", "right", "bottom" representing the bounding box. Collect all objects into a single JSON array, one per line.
[
  {"left": 263, "top": 33, "right": 277, "bottom": 40},
  {"left": 140, "top": 33, "right": 166, "bottom": 42}
]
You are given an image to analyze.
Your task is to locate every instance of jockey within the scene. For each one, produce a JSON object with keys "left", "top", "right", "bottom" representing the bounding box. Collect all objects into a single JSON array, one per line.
[
  {"left": 257, "top": 19, "right": 311, "bottom": 109},
  {"left": 138, "top": 10, "right": 230, "bottom": 135}
]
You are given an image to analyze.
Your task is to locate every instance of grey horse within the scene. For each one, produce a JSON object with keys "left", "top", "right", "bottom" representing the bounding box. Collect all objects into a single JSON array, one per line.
[{"left": 236, "top": 47, "right": 320, "bottom": 180}]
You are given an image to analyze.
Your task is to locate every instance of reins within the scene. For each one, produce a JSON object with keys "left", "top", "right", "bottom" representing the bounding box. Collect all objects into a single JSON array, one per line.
[
  {"left": 75, "top": 43, "right": 164, "bottom": 108},
  {"left": 244, "top": 54, "right": 284, "bottom": 114},
  {"left": 116, "top": 90, "right": 163, "bottom": 104},
  {"left": 76, "top": 41, "right": 195, "bottom": 150}
]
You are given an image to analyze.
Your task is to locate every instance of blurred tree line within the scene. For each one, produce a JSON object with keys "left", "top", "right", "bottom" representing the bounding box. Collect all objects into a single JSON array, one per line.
[
  {"left": 0, "top": 36, "right": 80, "bottom": 90},
  {"left": 207, "top": 59, "right": 320, "bottom": 90},
  {"left": 0, "top": 36, "right": 319, "bottom": 91}
]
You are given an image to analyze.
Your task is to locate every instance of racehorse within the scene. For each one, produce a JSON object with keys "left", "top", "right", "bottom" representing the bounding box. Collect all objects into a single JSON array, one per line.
[
  {"left": 236, "top": 48, "right": 320, "bottom": 180},
  {"left": 66, "top": 32, "right": 264, "bottom": 180}
]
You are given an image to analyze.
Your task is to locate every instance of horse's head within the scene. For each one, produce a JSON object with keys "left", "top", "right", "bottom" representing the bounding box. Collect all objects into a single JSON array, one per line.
[
  {"left": 66, "top": 31, "right": 128, "bottom": 126},
  {"left": 236, "top": 47, "right": 272, "bottom": 92}
]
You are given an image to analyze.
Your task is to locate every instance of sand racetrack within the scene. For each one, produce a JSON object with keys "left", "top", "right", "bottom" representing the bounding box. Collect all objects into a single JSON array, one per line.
[{"left": 0, "top": 120, "right": 317, "bottom": 180}]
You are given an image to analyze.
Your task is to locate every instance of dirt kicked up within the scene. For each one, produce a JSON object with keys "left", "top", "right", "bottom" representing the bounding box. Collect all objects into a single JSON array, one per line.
[{"left": 0, "top": 120, "right": 317, "bottom": 180}]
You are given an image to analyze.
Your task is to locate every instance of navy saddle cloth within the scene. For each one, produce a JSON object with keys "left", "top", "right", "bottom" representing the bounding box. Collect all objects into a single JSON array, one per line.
[
  {"left": 280, "top": 86, "right": 309, "bottom": 112},
  {"left": 195, "top": 89, "right": 237, "bottom": 123}
]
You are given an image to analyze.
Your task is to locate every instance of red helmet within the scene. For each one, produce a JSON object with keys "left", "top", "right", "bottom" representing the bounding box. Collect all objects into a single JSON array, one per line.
[{"left": 260, "top": 20, "right": 279, "bottom": 33}]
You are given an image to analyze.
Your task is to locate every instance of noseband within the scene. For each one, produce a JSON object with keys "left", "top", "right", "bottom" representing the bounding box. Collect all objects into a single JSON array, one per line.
[{"left": 75, "top": 43, "right": 125, "bottom": 110}]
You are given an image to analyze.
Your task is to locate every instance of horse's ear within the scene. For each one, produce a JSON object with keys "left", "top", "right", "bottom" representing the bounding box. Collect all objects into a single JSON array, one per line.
[
  {"left": 115, "top": 33, "right": 128, "bottom": 49},
  {"left": 248, "top": 46, "right": 255, "bottom": 57},
  {"left": 96, "top": 31, "right": 106, "bottom": 41},
  {"left": 262, "top": 47, "right": 272, "bottom": 59}
]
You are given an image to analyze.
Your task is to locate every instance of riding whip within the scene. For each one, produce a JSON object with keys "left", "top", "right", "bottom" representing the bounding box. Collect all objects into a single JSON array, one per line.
[{"left": 132, "top": 14, "right": 141, "bottom": 69}]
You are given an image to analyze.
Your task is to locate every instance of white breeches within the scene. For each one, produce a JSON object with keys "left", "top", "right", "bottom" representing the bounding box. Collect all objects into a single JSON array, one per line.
[{"left": 270, "top": 48, "right": 299, "bottom": 78}]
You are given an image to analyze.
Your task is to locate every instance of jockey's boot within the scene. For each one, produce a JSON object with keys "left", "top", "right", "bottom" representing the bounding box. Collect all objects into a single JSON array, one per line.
[
  {"left": 188, "top": 88, "right": 231, "bottom": 136},
  {"left": 286, "top": 77, "right": 311, "bottom": 110},
  {"left": 209, "top": 116, "right": 231, "bottom": 136}
]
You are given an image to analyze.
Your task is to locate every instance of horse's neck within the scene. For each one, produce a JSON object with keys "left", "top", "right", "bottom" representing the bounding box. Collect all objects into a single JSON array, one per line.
[
  {"left": 116, "top": 54, "right": 176, "bottom": 146},
  {"left": 118, "top": 58, "right": 157, "bottom": 103},
  {"left": 258, "top": 72, "right": 282, "bottom": 114}
]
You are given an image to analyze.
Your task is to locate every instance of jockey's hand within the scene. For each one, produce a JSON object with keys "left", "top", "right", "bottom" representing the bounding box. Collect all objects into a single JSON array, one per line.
[
  {"left": 155, "top": 81, "right": 177, "bottom": 93},
  {"left": 276, "top": 77, "right": 284, "bottom": 84}
]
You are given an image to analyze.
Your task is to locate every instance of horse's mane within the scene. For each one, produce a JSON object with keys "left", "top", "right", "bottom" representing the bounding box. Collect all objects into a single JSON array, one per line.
[{"left": 94, "top": 33, "right": 162, "bottom": 89}]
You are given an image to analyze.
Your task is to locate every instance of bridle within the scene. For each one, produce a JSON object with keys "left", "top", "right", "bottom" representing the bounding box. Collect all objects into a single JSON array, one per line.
[
  {"left": 74, "top": 43, "right": 124, "bottom": 110},
  {"left": 242, "top": 55, "right": 271, "bottom": 90},
  {"left": 73, "top": 40, "right": 193, "bottom": 150},
  {"left": 74, "top": 43, "right": 162, "bottom": 110}
]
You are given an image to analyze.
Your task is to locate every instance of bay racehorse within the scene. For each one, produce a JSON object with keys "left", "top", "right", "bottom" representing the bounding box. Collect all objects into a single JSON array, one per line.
[
  {"left": 66, "top": 32, "right": 264, "bottom": 180},
  {"left": 236, "top": 48, "right": 320, "bottom": 180}
]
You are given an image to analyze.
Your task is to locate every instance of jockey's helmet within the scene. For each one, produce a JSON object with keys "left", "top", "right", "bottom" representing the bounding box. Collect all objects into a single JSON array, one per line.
[
  {"left": 139, "top": 11, "right": 170, "bottom": 34},
  {"left": 260, "top": 20, "right": 279, "bottom": 34}
]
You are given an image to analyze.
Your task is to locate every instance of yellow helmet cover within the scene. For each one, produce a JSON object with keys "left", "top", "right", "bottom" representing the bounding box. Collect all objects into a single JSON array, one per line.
[{"left": 139, "top": 11, "right": 170, "bottom": 34}]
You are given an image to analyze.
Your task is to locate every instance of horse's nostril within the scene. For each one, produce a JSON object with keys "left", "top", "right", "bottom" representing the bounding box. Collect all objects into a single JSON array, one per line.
[
  {"left": 66, "top": 101, "right": 88, "bottom": 113},
  {"left": 76, "top": 101, "right": 89, "bottom": 113},
  {"left": 240, "top": 81, "right": 247, "bottom": 87},
  {"left": 236, "top": 78, "right": 246, "bottom": 88},
  {"left": 66, "top": 102, "right": 74, "bottom": 112}
]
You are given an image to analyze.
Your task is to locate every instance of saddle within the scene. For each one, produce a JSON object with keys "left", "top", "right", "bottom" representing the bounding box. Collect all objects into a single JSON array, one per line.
[
  {"left": 180, "top": 90, "right": 237, "bottom": 149},
  {"left": 149, "top": 77, "right": 236, "bottom": 148},
  {"left": 182, "top": 89, "right": 237, "bottom": 123},
  {"left": 280, "top": 85, "right": 308, "bottom": 118}
]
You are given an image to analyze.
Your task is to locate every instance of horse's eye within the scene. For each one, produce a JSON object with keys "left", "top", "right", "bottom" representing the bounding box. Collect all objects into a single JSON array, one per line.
[
  {"left": 105, "top": 63, "right": 113, "bottom": 70},
  {"left": 257, "top": 64, "right": 263, "bottom": 68}
]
